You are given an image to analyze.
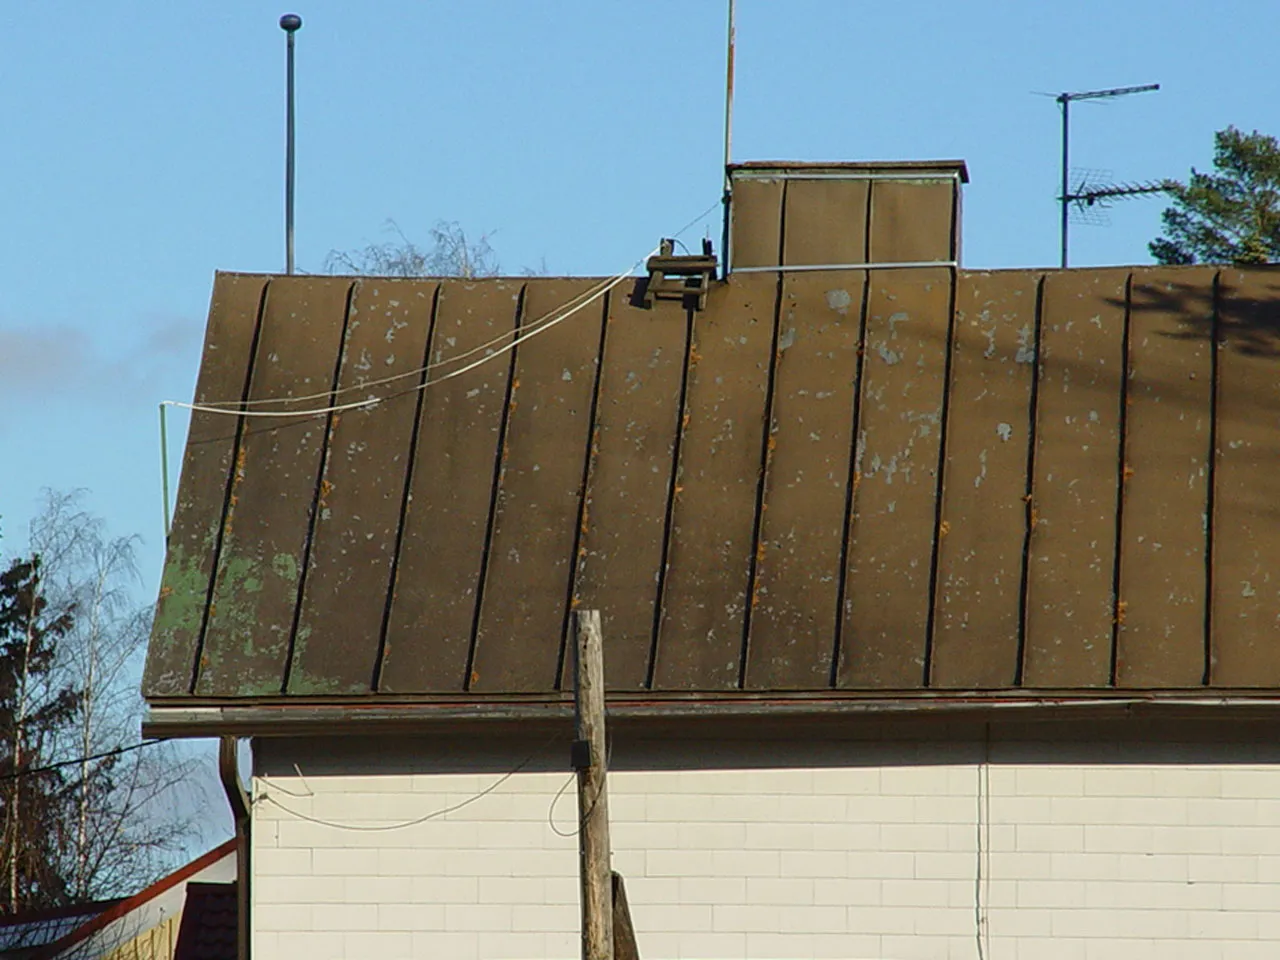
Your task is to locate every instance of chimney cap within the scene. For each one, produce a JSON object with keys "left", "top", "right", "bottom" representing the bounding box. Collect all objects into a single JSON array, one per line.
[{"left": 728, "top": 159, "right": 969, "bottom": 184}]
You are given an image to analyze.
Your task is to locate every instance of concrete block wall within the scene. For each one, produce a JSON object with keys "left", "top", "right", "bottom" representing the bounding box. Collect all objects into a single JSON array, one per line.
[{"left": 252, "top": 730, "right": 1280, "bottom": 959}]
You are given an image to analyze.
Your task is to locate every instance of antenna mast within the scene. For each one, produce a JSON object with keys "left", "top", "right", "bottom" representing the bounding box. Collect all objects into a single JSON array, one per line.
[
  {"left": 720, "top": 0, "right": 736, "bottom": 277},
  {"left": 280, "top": 13, "right": 303, "bottom": 275},
  {"left": 1055, "top": 83, "right": 1158, "bottom": 268}
]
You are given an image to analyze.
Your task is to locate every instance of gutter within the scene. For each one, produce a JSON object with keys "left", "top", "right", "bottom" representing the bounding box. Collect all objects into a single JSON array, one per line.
[
  {"left": 146, "top": 692, "right": 1280, "bottom": 739},
  {"left": 218, "top": 737, "right": 251, "bottom": 960}
]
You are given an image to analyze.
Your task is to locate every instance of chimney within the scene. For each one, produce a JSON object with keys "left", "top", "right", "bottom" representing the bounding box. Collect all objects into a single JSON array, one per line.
[{"left": 726, "top": 161, "right": 967, "bottom": 273}]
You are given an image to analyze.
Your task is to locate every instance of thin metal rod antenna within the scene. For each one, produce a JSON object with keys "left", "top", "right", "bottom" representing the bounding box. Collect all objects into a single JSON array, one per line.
[
  {"left": 1054, "top": 83, "right": 1158, "bottom": 269},
  {"left": 720, "top": 0, "right": 736, "bottom": 278},
  {"left": 1059, "top": 96, "right": 1069, "bottom": 268},
  {"left": 158, "top": 403, "right": 171, "bottom": 540},
  {"left": 281, "top": 14, "right": 303, "bottom": 275}
]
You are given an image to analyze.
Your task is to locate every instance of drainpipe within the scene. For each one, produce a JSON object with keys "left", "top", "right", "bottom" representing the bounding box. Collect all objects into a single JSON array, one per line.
[{"left": 219, "top": 737, "right": 252, "bottom": 960}]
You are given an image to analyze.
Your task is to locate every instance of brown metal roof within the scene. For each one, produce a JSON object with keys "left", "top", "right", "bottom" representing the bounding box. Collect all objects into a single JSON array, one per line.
[{"left": 142, "top": 261, "right": 1280, "bottom": 713}]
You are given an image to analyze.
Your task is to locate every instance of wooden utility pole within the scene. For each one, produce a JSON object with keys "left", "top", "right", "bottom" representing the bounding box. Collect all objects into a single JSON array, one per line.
[{"left": 574, "top": 609, "right": 614, "bottom": 960}]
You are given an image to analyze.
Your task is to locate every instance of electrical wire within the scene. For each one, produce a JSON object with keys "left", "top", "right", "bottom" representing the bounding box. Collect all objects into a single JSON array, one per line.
[
  {"left": 546, "top": 772, "right": 579, "bottom": 837},
  {"left": 191, "top": 268, "right": 631, "bottom": 412},
  {"left": 974, "top": 722, "right": 992, "bottom": 960},
  {"left": 0, "top": 740, "right": 159, "bottom": 782},
  {"left": 547, "top": 737, "right": 612, "bottom": 838},
  {"left": 162, "top": 195, "right": 724, "bottom": 422},
  {"left": 257, "top": 738, "right": 556, "bottom": 832},
  {"left": 163, "top": 254, "right": 648, "bottom": 421}
]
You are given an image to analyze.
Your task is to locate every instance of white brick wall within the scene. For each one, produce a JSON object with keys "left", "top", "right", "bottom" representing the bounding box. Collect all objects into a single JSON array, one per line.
[{"left": 252, "top": 729, "right": 1280, "bottom": 959}]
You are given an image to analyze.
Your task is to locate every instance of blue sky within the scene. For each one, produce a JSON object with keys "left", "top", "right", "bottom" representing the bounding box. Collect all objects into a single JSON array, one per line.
[{"left": 0, "top": 0, "right": 1273, "bottom": 600}]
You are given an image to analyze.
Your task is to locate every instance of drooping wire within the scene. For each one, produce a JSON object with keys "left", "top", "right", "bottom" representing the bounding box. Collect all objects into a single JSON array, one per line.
[
  {"left": 162, "top": 258, "right": 647, "bottom": 421},
  {"left": 0, "top": 740, "right": 160, "bottom": 782},
  {"left": 257, "top": 737, "right": 560, "bottom": 833},
  {"left": 191, "top": 268, "right": 630, "bottom": 413},
  {"left": 162, "top": 195, "right": 723, "bottom": 421},
  {"left": 547, "top": 737, "right": 612, "bottom": 838},
  {"left": 154, "top": 196, "right": 724, "bottom": 539}
]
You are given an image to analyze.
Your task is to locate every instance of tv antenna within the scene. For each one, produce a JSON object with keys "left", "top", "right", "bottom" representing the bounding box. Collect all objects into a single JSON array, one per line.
[
  {"left": 1064, "top": 168, "right": 1172, "bottom": 228},
  {"left": 1054, "top": 83, "right": 1159, "bottom": 268}
]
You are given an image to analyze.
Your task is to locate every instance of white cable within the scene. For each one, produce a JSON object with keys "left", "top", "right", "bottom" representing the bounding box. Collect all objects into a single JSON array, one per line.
[
  {"left": 197, "top": 270, "right": 627, "bottom": 411},
  {"left": 257, "top": 742, "right": 553, "bottom": 832},
  {"left": 165, "top": 196, "right": 723, "bottom": 419},
  {"left": 164, "top": 251, "right": 654, "bottom": 421}
]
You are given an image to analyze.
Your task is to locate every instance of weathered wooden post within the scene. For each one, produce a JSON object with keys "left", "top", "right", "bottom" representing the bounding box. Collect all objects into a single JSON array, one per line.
[{"left": 574, "top": 609, "right": 614, "bottom": 960}]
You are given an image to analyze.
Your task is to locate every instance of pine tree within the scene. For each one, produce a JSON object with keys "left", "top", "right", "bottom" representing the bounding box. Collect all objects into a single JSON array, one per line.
[
  {"left": 1151, "top": 126, "right": 1280, "bottom": 265},
  {"left": 0, "top": 555, "right": 81, "bottom": 912}
]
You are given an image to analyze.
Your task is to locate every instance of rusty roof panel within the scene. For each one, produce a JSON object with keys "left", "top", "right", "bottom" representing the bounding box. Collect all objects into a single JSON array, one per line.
[
  {"left": 781, "top": 179, "right": 869, "bottom": 267},
  {"left": 378, "top": 280, "right": 523, "bottom": 692},
  {"left": 728, "top": 178, "right": 783, "bottom": 270},
  {"left": 145, "top": 275, "right": 267, "bottom": 696},
  {"left": 653, "top": 275, "right": 777, "bottom": 690},
  {"left": 838, "top": 268, "right": 953, "bottom": 688},
  {"left": 1211, "top": 269, "right": 1280, "bottom": 686},
  {"left": 572, "top": 297, "right": 689, "bottom": 691},
  {"left": 930, "top": 271, "right": 1038, "bottom": 689},
  {"left": 745, "top": 271, "right": 865, "bottom": 689},
  {"left": 470, "top": 280, "right": 605, "bottom": 693},
  {"left": 868, "top": 180, "right": 956, "bottom": 264},
  {"left": 287, "top": 280, "right": 438, "bottom": 695},
  {"left": 143, "top": 262, "right": 1280, "bottom": 712},
  {"left": 195, "top": 278, "right": 354, "bottom": 696},
  {"left": 1022, "top": 270, "right": 1128, "bottom": 688},
  {"left": 1115, "top": 269, "right": 1216, "bottom": 687}
]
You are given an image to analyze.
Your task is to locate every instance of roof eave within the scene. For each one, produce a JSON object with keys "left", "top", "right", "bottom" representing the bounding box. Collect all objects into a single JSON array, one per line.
[{"left": 144, "top": 691, "right": 1280, "bottom": 739}]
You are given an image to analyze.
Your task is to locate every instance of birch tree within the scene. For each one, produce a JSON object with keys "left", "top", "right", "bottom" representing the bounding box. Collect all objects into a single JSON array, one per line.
[
  {"left": 0, "top": 492, "right": 206, "bottom": 911},
  {"left": 325, "top": 219, "right": 501, "bottom": 278}
]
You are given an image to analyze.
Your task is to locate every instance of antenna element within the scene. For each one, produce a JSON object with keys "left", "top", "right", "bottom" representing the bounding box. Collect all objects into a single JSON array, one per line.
[{"left": 1054, "top": 83, "right": 1158, "bottom": 267}]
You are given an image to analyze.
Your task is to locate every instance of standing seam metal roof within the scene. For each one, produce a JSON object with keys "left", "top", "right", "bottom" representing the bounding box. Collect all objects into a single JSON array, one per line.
[{"left": 142, "top": 259, "right": 1280, "bottom": 706}]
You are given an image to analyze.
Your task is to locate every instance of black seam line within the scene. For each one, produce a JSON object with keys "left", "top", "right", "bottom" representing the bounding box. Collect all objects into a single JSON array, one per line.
[
  {"left": 463, "top": 284, "right": 528, "bottom": 693},
  {"left": 1015, "top": 273, "right": 1047, "bottom": 688},
  {"left": 646, "top": 305, "right": 696, "bottom": 690},
  {"left": 830, "top": 178, "right": 877, "bottom": 688},
  {"left": 555, "top": 289, "right": 613, "bottom": 692},
  {"left": 738, "top": 178, "right": 789, "bottom": 691},
  {"left": 282, "top": 281, "right": 358, "bottom": 695},
  {"left": 830, "top": 269, "right": 873, "bottom": 688},
  {"left": 1204, "top": 271, "right": 1223, "bottom": 686},
  {"left": 1108, "top": 273, "right": 1135, "bottom": 688},
  {"left": 923, "top": 265, "right": 961, "bottom": 688},
  {"left": 950, "top": 177, "right": 962, "bottom": 264},
  {"left": 373, "top": 283, "right": 442, "bottom": 693},
  {"left": 188, "top": 280, "right": 271, "bottom": 695}
]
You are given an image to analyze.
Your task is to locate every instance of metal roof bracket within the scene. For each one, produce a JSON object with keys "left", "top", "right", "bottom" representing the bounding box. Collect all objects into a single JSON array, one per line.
[{"left": 641, "top": 239, "right": 717, "bottom": 311}]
